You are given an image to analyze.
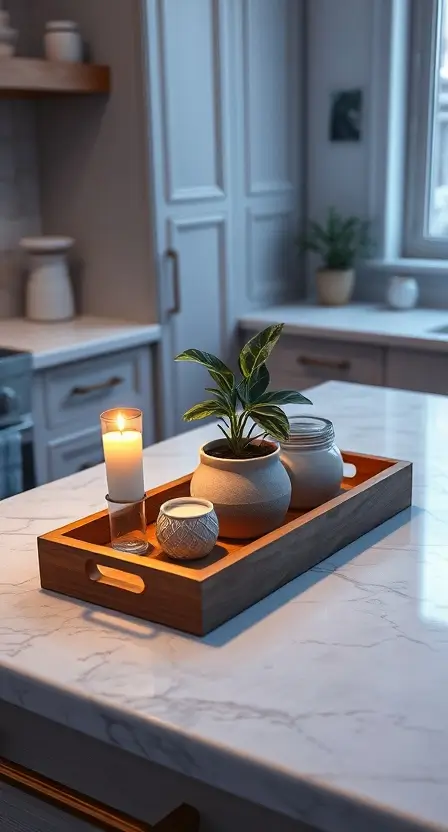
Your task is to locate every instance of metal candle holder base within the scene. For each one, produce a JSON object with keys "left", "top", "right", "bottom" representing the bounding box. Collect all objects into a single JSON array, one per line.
[{"left": 106, "top": 495, "right": 149, "bottom": 555}]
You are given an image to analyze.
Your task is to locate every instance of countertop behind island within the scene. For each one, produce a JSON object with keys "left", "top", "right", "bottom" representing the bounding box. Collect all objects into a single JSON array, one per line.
[
  {"left": 240, "top": 302, "right": 448, "bottom": 352},
  {"left": 1, "top": 381, "right": 448, "bottom": 832},
  {"left": 0, "top": 316, "right": 162, "bottom": 369}
]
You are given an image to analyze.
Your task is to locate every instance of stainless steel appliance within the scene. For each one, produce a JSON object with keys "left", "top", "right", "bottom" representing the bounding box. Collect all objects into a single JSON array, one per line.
[{"left": 0, "top": 348, "right": 34, "bottom": 496}]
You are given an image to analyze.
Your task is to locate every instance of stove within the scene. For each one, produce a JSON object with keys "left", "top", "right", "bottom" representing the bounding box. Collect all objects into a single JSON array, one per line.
[
  {"left": 0, "top": 348, "right": 34, "bottom": 496},
  {"left": 0, "top": 347, "right": 32, "bottom": 429}
]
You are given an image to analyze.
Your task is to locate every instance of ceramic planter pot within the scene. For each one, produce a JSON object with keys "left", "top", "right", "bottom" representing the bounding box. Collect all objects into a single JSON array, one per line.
[
  {"left": 190, "top": 440, "right": 292, "bottom": 539},
  {"left": 316, "top": 268, "right": 355, "bottom": 306}
]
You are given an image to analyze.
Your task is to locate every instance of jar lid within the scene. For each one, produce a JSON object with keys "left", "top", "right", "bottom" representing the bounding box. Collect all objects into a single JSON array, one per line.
[
  {"left": 45, "top": 20, "right": 79, "bottom": 32},
  {"left": 20, "top": 236, "right": 74, "bottom": 253},
  {"left": 282, "top": 416, "right": 335, "bottom": 450}
]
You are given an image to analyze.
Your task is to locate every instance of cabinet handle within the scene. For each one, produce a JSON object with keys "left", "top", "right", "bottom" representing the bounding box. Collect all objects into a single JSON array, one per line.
[
  {"left": 0, "top": 756, "right": 200, "bottom": 832},
  {"left": 71, "top": 376, "right": 123, "bottom": 397},
  {"left": 166, "top": 249, "right": 181, "bottom": 315},
  {"left": 297, "top": 356, "right": 351, "bottom": 372}
]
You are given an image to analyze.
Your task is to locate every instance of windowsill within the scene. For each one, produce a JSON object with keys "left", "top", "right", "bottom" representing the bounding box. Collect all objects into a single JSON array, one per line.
[{"left": 367, "top": 258, "right": 448, "bottom": 275}]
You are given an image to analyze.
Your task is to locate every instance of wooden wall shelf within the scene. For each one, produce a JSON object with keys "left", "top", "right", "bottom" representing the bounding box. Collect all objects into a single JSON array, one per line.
[{"left": 0, "top": 58, "right": 110, "bottom": 97}]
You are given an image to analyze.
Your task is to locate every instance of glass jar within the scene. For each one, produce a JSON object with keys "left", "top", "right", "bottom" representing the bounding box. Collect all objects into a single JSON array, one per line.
[{"left": 280, "top": 416, "right": 343, "bottom": 510}]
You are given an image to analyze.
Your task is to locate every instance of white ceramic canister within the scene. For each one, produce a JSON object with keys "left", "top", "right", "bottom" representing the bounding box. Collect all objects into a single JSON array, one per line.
[
  {"left": 386, "top": 276, "right": 419, "bottom": 310},
  {"left": 44, "top": 21, "right": 83, "bottom": 63},
  {"left": 21, "top": 236, "right": 75, "bottom": 322},
  {"left": 0, "top": 8, "right": 17, "bottom": 58},
  {"left": 280, "top": 416, "right": 343, "bottom": 510}
]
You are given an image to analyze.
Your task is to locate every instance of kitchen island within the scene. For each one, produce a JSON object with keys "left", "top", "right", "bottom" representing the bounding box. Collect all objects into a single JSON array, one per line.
[{"left": 1, "top": 381, "right": 448, "bottom": 832}]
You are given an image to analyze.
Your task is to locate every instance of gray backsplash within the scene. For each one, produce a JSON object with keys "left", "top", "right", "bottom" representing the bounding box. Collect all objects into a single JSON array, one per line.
[{"left": 0, "top": 101, "right": 41, "bottom": 319}]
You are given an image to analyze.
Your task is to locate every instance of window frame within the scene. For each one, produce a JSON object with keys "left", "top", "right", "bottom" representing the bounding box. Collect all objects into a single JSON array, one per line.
[{"left": 404, "top": 0, "right": 448, "bottom": 258}]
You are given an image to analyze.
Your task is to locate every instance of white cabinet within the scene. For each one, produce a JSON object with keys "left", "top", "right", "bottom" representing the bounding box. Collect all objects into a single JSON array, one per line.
[
  {"left": 146, "top": 0, "right": 304, "bottom": 434},
  {"left": 260, "top": 334, "right": 386, "bottom": 390},
  {"left": 32, "top": 0, "right": 304, "bottom": 437},
  {"left": 33, "top": 345, "right": 154, "bottom": 485},
  {"left": 47, "top": 428, "right": 104, "bottom": 482},
  {"left": 386, "top": 348, "right": 448, "bottom": 395}
]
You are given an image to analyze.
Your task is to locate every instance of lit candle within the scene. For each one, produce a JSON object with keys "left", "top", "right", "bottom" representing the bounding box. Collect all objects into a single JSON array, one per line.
[{"left": 101, "top": 408, "right": 145, "bottom": 503}]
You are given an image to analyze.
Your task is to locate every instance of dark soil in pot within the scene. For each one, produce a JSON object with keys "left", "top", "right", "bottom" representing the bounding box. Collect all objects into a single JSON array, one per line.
[{"left": 205, "top": 440, "right": 276, "bottom": 460}]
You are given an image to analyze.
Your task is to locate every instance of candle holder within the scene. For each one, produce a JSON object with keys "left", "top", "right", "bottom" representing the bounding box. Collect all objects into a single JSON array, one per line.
[{"left": 106, "top": 494, "right": 149, "bottom": 555}]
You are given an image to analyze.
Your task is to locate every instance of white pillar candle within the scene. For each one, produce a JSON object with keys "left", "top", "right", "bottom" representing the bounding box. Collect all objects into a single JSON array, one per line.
[{"left": 101, "top": 411, "right": 145, "bottom": 503}]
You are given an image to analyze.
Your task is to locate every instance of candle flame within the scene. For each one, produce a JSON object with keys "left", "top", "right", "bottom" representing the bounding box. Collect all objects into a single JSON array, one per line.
[{"left": 116, "top": 413, "right": 126, "bottom": 433}]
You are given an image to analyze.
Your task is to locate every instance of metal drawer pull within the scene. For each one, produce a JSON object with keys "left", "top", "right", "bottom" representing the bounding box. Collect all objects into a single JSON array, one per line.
[
  {"left": 0, "top": 756, "right": 200, "bottom": 832},
  {"left": 71, "top": 376, "right": 123, "bottom": 396},
  {"left": 166, "top": 248, "right": 181, "bottom": 315},
  {"left": 298, "top": 356, "right": 351, "bottom": 372}
]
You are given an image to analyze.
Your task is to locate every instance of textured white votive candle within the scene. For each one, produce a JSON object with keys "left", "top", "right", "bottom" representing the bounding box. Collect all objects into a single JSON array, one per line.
[{"left": 165, "top": 501, "right": 211, "bottom": 518}]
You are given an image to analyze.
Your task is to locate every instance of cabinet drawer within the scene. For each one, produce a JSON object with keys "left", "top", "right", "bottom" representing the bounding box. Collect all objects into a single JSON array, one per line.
[
  {"left": 47, "top": 428, "right": 104, "bottom": 482},
  {"left": 266, "top": 335, "right": 385, "bottom": 389},
  {"left": 43, "top": 349, "right": 146, "bottom": 431},
  {"left": 386, "top": 348, "right": 448, "bottom": 395}
]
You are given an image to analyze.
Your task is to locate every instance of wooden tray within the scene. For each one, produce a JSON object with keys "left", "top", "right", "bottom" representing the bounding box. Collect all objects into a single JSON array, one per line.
[{"left": 38, "top": 452, "right": 412, "bottom": 636}]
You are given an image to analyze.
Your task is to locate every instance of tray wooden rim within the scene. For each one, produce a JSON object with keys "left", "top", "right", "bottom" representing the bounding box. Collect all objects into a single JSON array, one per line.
[{"left": 39, "top": 450, "right": 412, "bottom": 584}]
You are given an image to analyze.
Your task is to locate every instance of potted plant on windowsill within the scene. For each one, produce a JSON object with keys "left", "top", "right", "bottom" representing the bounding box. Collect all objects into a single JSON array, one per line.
[
  {"left": 175, "top": 324, "right": 312, "bottom": 539},
  {"left": 298, "top": 206, "right": 373, "bottom": 306}
]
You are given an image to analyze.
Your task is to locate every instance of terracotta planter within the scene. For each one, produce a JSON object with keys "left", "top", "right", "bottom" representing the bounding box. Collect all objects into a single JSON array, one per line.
[
  {"left": 316, "top": 268, "right": 355, "bottom": 306},
  {"left": 190, "top": 440, "right": 292, "bottom": 539}
]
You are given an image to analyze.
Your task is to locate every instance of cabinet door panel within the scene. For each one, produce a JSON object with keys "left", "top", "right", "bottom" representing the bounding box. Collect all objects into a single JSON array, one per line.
[
  {"left": 167, "top": 217, "right": 227, "bottom": 434},
  {"left": 146, "top": 0, "right": 231, "bottom": 436}
]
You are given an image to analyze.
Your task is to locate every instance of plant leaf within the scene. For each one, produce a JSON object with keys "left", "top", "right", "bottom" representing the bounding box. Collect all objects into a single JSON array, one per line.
[
  {"left": 175, "top": 349, "right": 235, "bottom": 393},
  {"left": 257, "top": 390, "right": 312, "bottom": 407},
  {"left": 238, "top": 364, "right": 270, "bottom": 404},
  {"left": 183, "top": 400, "right": 228, "bottom": 422},
  {"left": 205, "top": 387, "right": 232, "bottom": 408},
  {"left": 239, "top": 324, "right": 284, "bottom": 379},
  {"left": 249, "top": 405, "right": 290, "bottom": 441}
]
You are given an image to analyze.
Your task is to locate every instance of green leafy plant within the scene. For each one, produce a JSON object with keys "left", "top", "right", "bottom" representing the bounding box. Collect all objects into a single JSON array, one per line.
[
  {"left": 175, "top": 324, "right": 312, "bottom": 458},
  {"left": 298, "top": 206, "right": 373, "bottom": 270}
]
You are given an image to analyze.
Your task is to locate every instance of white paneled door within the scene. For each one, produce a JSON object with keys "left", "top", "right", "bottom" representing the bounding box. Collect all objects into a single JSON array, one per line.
[{"left": 145, "top": 0, "right": 303, "bottom": 436}]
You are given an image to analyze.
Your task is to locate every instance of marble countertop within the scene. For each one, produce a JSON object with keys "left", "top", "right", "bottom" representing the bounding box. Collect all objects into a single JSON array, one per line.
[
  {"left": 2, "top": 381, "right": 448, "bottom": 832},
  {"left": 0, "top": 317, "right": 162, "bottom": 369},
  {"left": 240, "top": 303, "right": 448, "bottom": 352}
]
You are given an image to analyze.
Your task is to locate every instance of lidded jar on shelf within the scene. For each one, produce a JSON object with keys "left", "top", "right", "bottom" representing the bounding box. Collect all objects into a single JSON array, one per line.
[{"left": 280, "top": 416, "right": 343, "bottom": 510}]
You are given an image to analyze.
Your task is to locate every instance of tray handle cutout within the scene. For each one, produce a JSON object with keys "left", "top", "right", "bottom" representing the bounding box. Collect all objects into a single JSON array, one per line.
[
  {"left": 343, "top": 461, "right": 357, "bottom": 479},
  {"left": 86, "top": 560, "right": 145, "bottom": 594}
]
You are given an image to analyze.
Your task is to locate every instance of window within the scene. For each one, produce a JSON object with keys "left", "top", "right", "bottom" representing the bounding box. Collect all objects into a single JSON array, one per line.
[{"left": 405, "top": 0, "right": 448, "bottom": 256}]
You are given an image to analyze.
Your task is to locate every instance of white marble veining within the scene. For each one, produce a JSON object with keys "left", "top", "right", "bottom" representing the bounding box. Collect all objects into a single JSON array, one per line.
[
  {"left": 0, "top": 316, "right": 161, "bottom": 368},
  {"left": 240, "top": 302, "right": 448, "bottom": 352},
  {"left": 2, "top": 381, "right": 448, "bottom": 832}
]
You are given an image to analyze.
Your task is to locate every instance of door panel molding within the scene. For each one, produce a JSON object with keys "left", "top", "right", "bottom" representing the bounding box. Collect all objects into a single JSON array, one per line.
[
  {"left": 157, "top": 0, "right": 228, "bottom": 204},
  {"left": 246, "top": 207, "right": 295, "bottom": 303},
  {"left": 242, "top": 0, "right": 296, "bottom": 197},
  {"left": 167, "top": 215, "right": 228, "bottom": 433}
]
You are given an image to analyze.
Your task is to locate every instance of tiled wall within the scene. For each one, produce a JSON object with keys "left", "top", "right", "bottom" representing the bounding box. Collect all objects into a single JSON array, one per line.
[{"left": 0, "top": 101, "right": 41, "bottom": 319}]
